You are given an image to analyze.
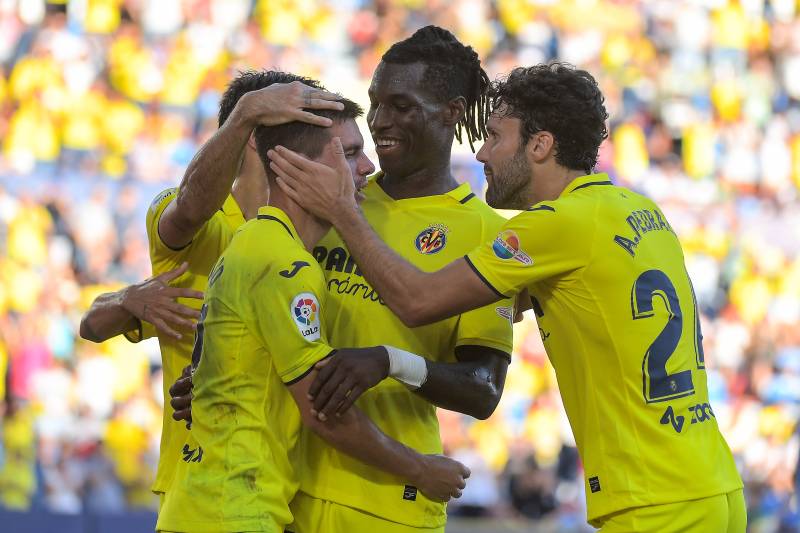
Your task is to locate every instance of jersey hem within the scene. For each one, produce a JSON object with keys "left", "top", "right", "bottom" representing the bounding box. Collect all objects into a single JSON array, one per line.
[{"left": 296, "top": 488, "right": 447, "bottom": 529}]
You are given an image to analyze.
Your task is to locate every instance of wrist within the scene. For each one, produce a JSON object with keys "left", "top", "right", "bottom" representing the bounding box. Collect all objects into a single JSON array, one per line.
[
  {"left": 384, "top": 345, "right": 428, "bottom": 389},
  {"left": 408, "top": 454, "right": 428, "bottom": 486},
  {"left": 229, "top": 94, "right": 258, "bottom": 131},
  {"left": 330, "top": 203, "right": 362, "bottom": 231}
]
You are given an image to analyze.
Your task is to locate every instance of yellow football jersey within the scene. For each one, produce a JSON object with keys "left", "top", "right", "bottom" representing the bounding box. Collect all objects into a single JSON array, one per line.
[
  {"left": 466, "top": 173, "right": 742, "bottom": 523},
  {"left": 296, "top": 178, "right": 514, "bottom": 529},
  {"left": 157, "top": 206, "right": 334, "bottom": 533},
  {"left": 145, "top": 188, "right": 244, "bottom": 495}
]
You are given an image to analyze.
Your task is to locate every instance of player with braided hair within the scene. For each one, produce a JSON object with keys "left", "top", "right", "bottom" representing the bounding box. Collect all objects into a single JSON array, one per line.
[{"left": 380, "top": 24, "right": 490, "bottom": 151}]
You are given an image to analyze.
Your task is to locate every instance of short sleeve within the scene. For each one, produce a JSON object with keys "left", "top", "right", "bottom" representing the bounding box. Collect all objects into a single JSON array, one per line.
[
  {"left": 146, "top": 188, "right": 230, "bottom": 272},
  {"left": 454, "top": 296, "right": 514, "bottom": 359},
  {"left": 465, "top": 205, "right": 588, "bottom": 297},
  {"left": 123, "top": 319, "right": 157, "bottom": 343},
  {"left": 249, "top": 259, "right": 334, "bottom": 384}
]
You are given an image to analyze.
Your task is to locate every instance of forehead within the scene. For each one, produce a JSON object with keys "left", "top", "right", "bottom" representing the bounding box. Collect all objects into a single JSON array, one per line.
[
  {"left": 487, "top": 105, "right": 522, "bottom": 133},
  {"left": 327, "top": 118, "right": 363, "bottom": 147},
  {"left": 369, "top": 61, "right": 434, "bottom": 100}
]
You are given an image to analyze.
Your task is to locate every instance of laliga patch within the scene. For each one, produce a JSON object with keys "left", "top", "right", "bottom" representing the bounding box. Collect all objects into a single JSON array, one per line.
[
  {"left": 149, "top": 187, "right": 176, "bottom": 214},
  {"left": 495, "top": 306, "right": 513, "bottom": 323},
  {"left": 291, "top": 292, "right": 321, "bottom": 341},
  {"left": 415, "top": 224, "right": 449, "bottom": 255},
  {"left": 492, "top": 230, "right": 532, "bottom": 265}
]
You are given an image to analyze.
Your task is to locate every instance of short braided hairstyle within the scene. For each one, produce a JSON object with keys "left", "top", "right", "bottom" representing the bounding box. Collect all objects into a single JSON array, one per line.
[
  {"left": 381, "top": 25, "right": 490, "bottom": 152},
  {"left": 489, "top": 62, "right": 609, "bottom": 172}
]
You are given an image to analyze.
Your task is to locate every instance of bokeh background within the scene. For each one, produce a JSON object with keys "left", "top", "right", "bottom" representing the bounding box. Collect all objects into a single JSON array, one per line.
[{"left": 0, "top": 0, "right": 799, "bottom": 532}]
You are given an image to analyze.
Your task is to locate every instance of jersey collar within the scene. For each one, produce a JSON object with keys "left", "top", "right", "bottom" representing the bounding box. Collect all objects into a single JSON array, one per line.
[
  {"left": 221, "top": 194, "right": 246, "bottom": 229},
  {"left": 256, "top": 206, "right": 301, "bottom": 243},
  {"left": 367, "top": 171, "right": 475, "bottom": 204},
  {"left": 559, "top": 173, "right": 613, "bottom": 198}
]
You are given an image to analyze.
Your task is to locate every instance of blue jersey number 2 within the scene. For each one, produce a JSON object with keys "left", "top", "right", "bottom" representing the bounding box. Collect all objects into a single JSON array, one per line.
[{"left": 631, "top": 270, "right": 704, "bottom": 403}]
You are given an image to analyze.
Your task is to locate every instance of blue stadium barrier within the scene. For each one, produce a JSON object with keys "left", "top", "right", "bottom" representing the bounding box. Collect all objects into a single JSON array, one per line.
[{"left": 0, "top": 509, "right": 157, "bottom": 533}]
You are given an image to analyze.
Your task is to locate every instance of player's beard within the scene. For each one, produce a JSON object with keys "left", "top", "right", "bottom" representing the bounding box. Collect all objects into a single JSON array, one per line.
[{"left": 485, "top": 146, "right": 532, "bottom": 210}]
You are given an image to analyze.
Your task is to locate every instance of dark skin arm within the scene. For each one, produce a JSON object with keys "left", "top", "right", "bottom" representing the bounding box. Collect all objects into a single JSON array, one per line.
[
  {"left": 79, "top": 262, "right": 203, "bottom": 342},
  {"left": 268, "top": 144, "right": 502, "bottom": 326},
  {"left": 309, "top": 345, "right": 509, "bottom": 421},
  {"left": 168, "top": 363, "right": 471, "bottom": 501},
  {"left": 159, "top": 82, "right": 346, "bottom": 249}
]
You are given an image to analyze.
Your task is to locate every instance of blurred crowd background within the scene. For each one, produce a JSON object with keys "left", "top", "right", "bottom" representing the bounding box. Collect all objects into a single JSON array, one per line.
[{"left": 0, "top": 0, "right": 799, "bottom": 531}]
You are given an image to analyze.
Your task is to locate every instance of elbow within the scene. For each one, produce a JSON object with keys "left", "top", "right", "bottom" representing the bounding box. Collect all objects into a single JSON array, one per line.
[
  {"left": 395, "top": 300, "right": 436, "bottom": 328},
  {"left": 468, "top": 387, "right": 502, "bottom": 421},
  {"left": 79, "top": 317, "right": 101, "bottom": 343}
]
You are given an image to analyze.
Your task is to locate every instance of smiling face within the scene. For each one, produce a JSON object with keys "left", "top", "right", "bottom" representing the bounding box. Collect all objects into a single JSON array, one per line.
[
  {"left": 476, "top": 109, "right": 534, "bottom": 209},
  {"left": 316, "top": 118, "right": 375, "bottom": 200},
  {"left": 367, "top": 61, "right": 454, "bottom": 179}
]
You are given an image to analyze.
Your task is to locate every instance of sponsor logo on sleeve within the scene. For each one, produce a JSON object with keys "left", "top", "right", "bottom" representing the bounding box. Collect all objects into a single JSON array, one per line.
[
  {"left": 495, "top": 306, "right": 513, "bottom": 323},
  {"left": 280, "top": 260, "right": 310, "bottom": 278},
  {"left": 415, "top": 224, "right": 449, "bottom": 255},
  {"left": 492, "top": 230, "right": 532, "bottom": 265},
  {"left": 149, "top": 187, "right": 176, "bottom": 214},
  {"left": 291, "top": 293, "right": 321, "bottom": 341}
]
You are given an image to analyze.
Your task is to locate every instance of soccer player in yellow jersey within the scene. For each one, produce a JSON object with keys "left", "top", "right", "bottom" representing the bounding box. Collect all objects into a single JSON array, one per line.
[
  {"left": 138, "top": 70, "right": 347, "bottom": 511},
  {"left": 171, "top": 27, "right": 514, "bottom": 533},
  {"left": 157, "top": 95, "right": 470, "bottom": 533},
  {"left": 271, "top": 62, "right": 746, "bottom": 533}
]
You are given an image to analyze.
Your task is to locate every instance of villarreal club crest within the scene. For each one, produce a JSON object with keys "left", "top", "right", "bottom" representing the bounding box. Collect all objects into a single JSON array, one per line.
[{"left": 415, "top": 224, "right": 449, "bottom": 255}]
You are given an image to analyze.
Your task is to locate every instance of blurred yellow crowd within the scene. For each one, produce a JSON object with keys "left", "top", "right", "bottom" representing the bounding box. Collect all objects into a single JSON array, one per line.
[{"left": 0, "top": 0, "right": 798, "bottom": 529}]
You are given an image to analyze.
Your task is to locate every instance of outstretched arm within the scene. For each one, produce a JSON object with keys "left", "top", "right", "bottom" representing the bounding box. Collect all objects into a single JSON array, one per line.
[
  {"left": 159, "top": 82, "right": 346, "bottom": 249},
  {"left": 80, "top": 262, "right": 203, "bottom": 342},
  {"left": 308, "top": 345, "right": 509, "bottom": 421},
  {"left": 268, "top": 143, "right": 501, "bottom": 326}
]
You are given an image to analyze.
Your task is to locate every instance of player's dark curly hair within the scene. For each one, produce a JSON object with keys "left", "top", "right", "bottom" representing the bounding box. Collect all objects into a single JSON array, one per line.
[
  {"left": 217, "top": 70, "right": 324, "bottom": 128},
  {"left": 381, "top": 25, "right": 490, "bottom": 152},
  {"left": 489, "top": 62, "right": 609, "bottom": 173}
]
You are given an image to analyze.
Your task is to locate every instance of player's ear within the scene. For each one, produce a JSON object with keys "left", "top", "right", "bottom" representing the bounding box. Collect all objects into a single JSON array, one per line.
[
  {"left": 247, "top": 131, "right": 257, "bottom": 151},
  {"left": 526, "top": 131, "right": 555, "bottom": 163},
  {"left": 443, "top": 96, "right": 466, "bottom": 127}
]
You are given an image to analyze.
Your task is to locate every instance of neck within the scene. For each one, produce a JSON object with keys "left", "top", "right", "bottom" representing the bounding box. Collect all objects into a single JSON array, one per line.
[
  {"left": 379, "top": 154, "right": 459, "bottom": 200},
  {"left": 231, "top": 156, "right": 269, "bottom": 220},
  {"left": 269, "top": 188, "right": 329, "bottom": 251},
  {"left": 532, "top": 165, "right": 589, "bottom": 204}
]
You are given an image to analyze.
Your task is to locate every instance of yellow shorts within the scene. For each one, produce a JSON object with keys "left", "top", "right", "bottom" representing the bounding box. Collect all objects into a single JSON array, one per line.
[
  {"left": 598, "top": 489, "right": 746, "bottom": 533},
  {"left": 288, "top": 491, "right": 444, "bottom": 533}
]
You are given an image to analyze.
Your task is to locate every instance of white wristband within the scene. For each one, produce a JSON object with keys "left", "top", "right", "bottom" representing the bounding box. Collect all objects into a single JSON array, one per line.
[{"left": 384, "top": 345, "right": 428, "bottom": 390}]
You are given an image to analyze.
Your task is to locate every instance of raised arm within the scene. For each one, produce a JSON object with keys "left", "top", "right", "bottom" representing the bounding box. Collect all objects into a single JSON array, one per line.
[
  {"left": 80, "top": 262, "right": 203, "bottom": 342},
  {"left": 268, "top": 143, "right": 501, "bottom": 326},
  {"left": 288, "top": 370, "right": 470, "bottom": 502},
  {"left": 159, "top": 82, "right": 346, "bottom": 249}
]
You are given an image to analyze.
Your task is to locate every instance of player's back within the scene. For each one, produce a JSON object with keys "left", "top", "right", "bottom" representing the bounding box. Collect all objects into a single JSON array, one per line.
[
  {"left": 509, "top": 176, "right": 743, "bottom": 523},
  {"left": 157, "top": 207, "right": 330, "bottom": 533}
]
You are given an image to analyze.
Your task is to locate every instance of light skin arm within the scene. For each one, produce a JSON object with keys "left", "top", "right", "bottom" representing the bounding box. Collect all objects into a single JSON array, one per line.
[
  {"left": 289, "top": 369, "right": 470, "bottom": 502},
  {"left": 267, "top": 143, "right": 502, "bottom": 326},
  {"left": 167, "top": 362, "right": 472, "bottom": 500},
  {"left": 79, "top": 262, "right": 203, "bottom": 342},
  {"left": 309, "top": 345, "right": 509, "bottom": 421},
  {"left": 159, "top": 82, "right": 346, "bottom": 249}
]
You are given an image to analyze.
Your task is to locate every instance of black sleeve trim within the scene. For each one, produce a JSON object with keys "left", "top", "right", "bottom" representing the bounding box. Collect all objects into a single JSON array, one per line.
[
  {"left": 123, "top": 318, "right": 144, "bottom": 344},
  {"left": 455, "top": 345, "right": 512, "bottom": 363},
  {"left": 157, "top": 213, "right": 193, "bottom": 252},
  {"left": 284, "top": 349, "right": 337, "bottom": 386},
  {"left": 463, "top": 255, "right": 507, "bottom": 299},
  {"left": 459, "top": 192, "right": 476, "bottom": 204}
]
